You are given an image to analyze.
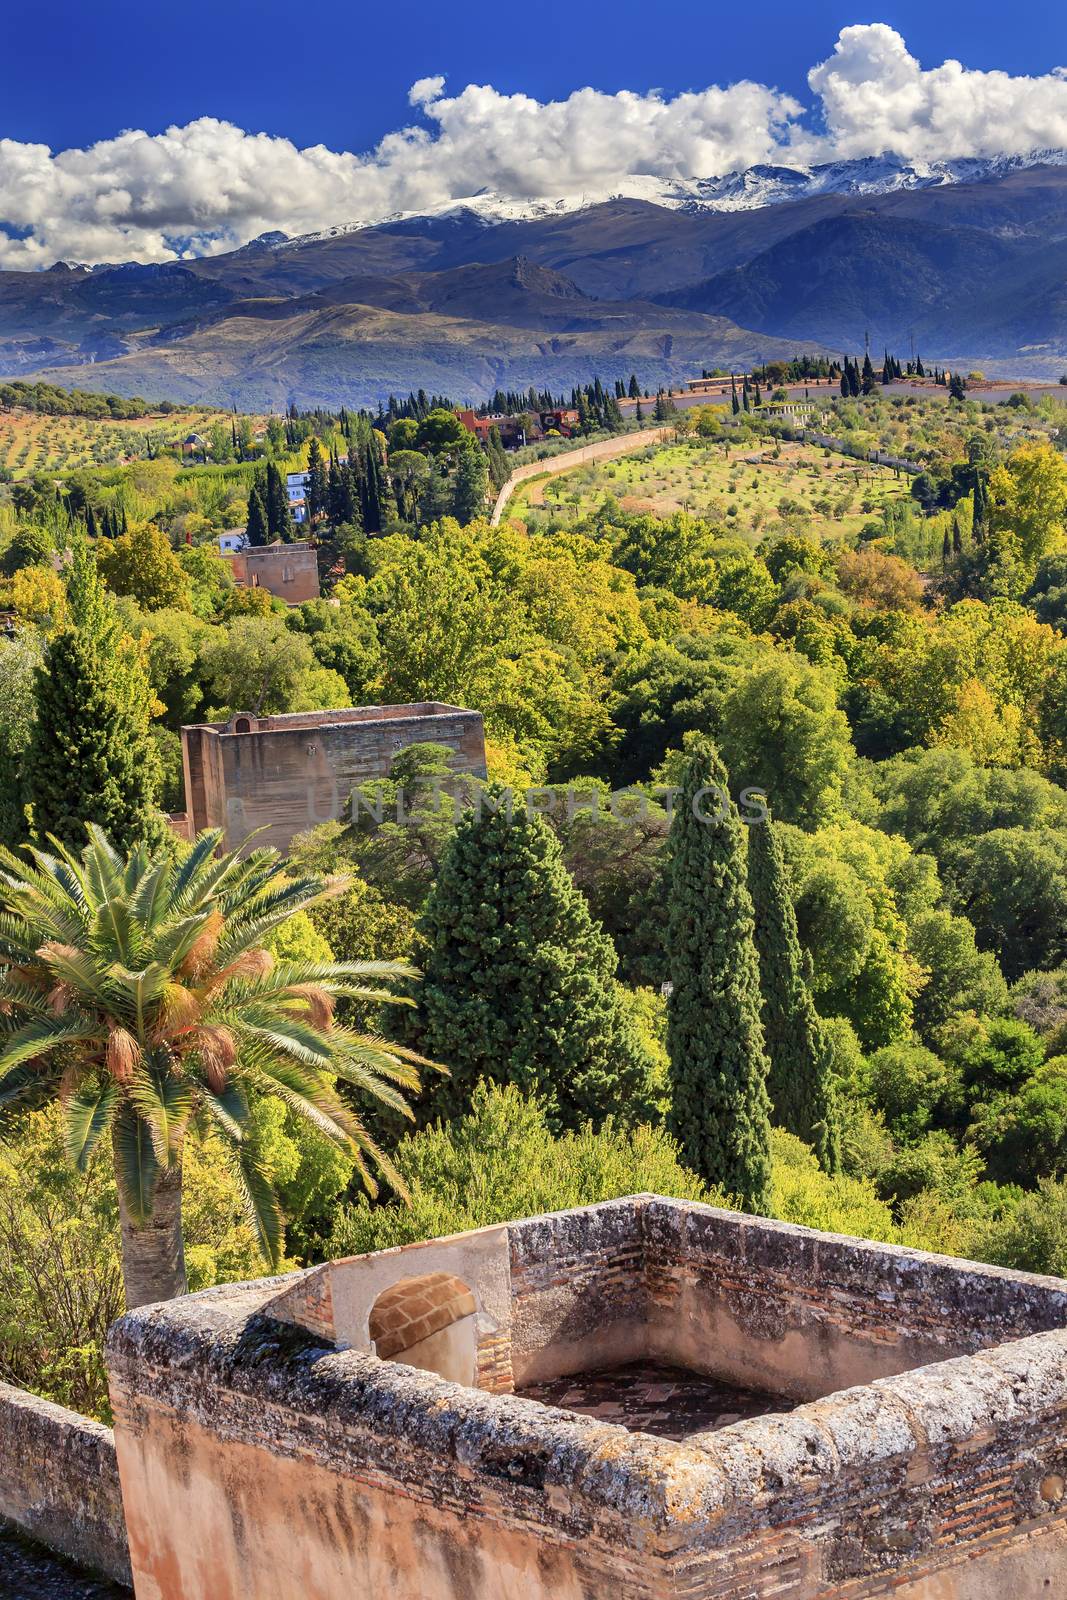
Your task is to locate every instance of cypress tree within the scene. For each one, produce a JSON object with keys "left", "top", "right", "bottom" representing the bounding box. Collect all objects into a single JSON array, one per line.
[
  {"left": 404, "top": 795, "right": 655, "bottom": 1132},
  {"left": 952, "top": 517, "right": 963, "bottom": 555},
  {"left": 452, "top": 444, "right": 489, "bottom": 524},
  {"left": 84, "top": 502, "right": 98, "bottom": 540},
  {"left": 25, "top": 539, "right": 163, "bottom": 853},
  {"left": 731, "top": 376, "right": 740, "bottom": 416},
  {"left": 665, "top": 738, "right": 771, "bottom": 1209},
  {"left": 246, "top": 480, "right": 269, "bottom": 546},
  {"left": 305, "top": 437, "right": 329, "bottom": 524},
  {"left": 747, "top": 816, "right": 839, "bottom": 1173},
  {"left": 360, "top": 436, "right": 387, "bottom": 534},
  {"left": 265, "top": 463, "right": 293, "bottom": 540},
  {"left": 972, "top": 471, "right": 987, "bottom": 544},
  {"left": 942, "top": 528, "right": 951, "bottom": 566}
]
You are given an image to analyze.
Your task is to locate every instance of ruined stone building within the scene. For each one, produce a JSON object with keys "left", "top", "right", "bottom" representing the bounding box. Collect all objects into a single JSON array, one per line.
[
  {"left": 217, "top": 535, "right": 321, "bottom": 604},
  {"left": 179, "top": 701, "right": 488, "bottom": 852},
  {"left": 6, "top": 1196, "right": 1067, "bottom": 1594}
]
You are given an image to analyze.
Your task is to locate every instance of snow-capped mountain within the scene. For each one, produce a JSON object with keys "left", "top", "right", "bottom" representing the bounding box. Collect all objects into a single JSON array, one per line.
[{"left": 275, "top": 149, "right": 1067, "bottom": 247}]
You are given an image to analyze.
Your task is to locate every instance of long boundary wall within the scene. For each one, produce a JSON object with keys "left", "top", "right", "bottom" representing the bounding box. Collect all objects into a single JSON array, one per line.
[
  {"left": 490, "top": 426, "right": 673, "bottom": 524},
  {"left": 0, "top": 1381, "right": 131, "bottom": 1585}
]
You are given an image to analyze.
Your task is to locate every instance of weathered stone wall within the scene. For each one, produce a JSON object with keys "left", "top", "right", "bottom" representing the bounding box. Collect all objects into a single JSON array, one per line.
[
  {"left": 224, "top": 542, "right": 320, "bottom": 604},
  {"left": 180, "top": 701, "right": 487, "bottom": 850},
  {"left": 0, "top": 1381, "right": 131, "bottom": 1586},
  {"left": 508, "top": 1197, "right": 646, "bottom": 1383},
  {"left": 642, "top": 1198, "right": 1067, "bottom": 1400},
  {"left": 105, "top": 1200, "right": 1067, "bottom": 1599}
]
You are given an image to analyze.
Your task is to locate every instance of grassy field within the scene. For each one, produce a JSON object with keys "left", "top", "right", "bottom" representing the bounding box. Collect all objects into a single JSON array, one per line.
[
  {"left": 512, "top": 437, "right": 911, "bottom": 544},
  {"left": 0, "top": 407, "right": 230, "bottom": 479}
]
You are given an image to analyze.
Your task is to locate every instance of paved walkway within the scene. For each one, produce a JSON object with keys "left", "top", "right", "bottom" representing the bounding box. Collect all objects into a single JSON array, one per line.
[
  {"left": 518, "top": 1359, "right": 791, "bottom": 1441},
  {"left": 0, "top": 1534, "right": 128, "bottom": 1600}
]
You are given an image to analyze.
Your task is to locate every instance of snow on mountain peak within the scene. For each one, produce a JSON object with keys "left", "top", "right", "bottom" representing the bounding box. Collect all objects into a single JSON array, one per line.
[{"left": 275, "top": 150, "right": 1067, "bottom": 250}]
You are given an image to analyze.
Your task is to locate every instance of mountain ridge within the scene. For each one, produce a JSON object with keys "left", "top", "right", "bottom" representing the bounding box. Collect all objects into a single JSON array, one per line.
[{"left": 4, "top": 160, "right": 1067, "bottom": 403}]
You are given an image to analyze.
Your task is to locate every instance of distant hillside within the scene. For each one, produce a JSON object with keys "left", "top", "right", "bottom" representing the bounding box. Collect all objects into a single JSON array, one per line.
[
  {"left": 29, "top": 292, "right": 813, "bottom": 411},
  {"left": 659, "top": 215, "right": 1021, "bottom": 350},
  {"left": 3, "top": 162, "right": 1067, "bottom": 402}
]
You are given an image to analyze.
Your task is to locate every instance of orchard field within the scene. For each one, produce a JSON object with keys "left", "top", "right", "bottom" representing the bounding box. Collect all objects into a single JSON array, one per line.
[
  {"left": 513, "top": 436, "right": 910, "bottom": 545},
  {"left": 0, "top": 405, "right": 232, "bottom": 478}
]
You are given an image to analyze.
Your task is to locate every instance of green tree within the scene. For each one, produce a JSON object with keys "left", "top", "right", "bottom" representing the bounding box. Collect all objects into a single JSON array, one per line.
[
  {"left": 0, "top": 636, "right": 40, "bottom": 849},
  {"left": 199, "top": 614, "right": 350, "bottom": 718},
  {"left": 720, "top": 654, "right": 853, "bottom": 828},
  {"left": 0, "top": 827, "right": 430, "bottom": 1309},
  {"left": 97, "top": 523, "right": 191, "bottom": 612},
  {"left": 264, "top": 463, "right": 293, "bottom": 541},
  {"left": 665, "top": 738, "right": 771, "bottom": 1209},
  {"left": 403, "top": 795, "right": 655, "bottom": 1131},
  {"left": 245, "top": 481, "right": 269, "bottom": 547},
  {"left": 26, "top": 541, "right": 163, "bottom": 853},
  {"left": 452, "top": 444, "right": 489, "bottom": 524},
  {"left": 748, "top": 816, "right": 839, "bottom": 1171},
  {"left": 304, "top": 438, "right": 329, "bottom": 525}
]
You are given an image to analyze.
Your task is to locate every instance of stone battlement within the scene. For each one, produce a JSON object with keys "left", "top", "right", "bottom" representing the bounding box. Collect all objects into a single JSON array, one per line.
[
  {"left": 180, "top": 699, "right": 487, "bottom": 851},
  {"left": 105, "top": 1196, "right": 1067, "bottom": 1598}
]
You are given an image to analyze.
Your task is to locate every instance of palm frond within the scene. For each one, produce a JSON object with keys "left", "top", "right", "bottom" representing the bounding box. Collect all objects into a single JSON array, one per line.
[
  {"left": 230, "top": 1146, "right": 284, "bottom": 1268},
  {"left": 111, "top": 1104, "right": 159, "bottom": 1226},
  {"left": 0, "top": 1015, "right": 99, "bottom": 1071},
  {"left": 63, "top": 1079, "right": 119, "bottom": 1170},
  {"left": 199, "top": 1080, "right": 250, "bottom": 1142},
  {"left": 126, "top": 1066, "right": 193, "bottom": 1164}
]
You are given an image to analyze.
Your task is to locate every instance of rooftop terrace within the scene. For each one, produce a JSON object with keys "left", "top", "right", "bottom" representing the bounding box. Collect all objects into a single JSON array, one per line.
[{"left": 105, "top": 1194, "right": 1067, "bottom": 1599}]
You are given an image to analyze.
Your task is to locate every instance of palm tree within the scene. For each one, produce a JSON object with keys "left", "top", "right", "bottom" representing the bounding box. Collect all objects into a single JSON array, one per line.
[{"left": 0, "top": 827, "right": 435, "bottom": 1309}]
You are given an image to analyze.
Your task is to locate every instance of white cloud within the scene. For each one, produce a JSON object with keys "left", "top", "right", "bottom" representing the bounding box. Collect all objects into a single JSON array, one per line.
[
  {"left": 808, "top": 24, "right": 1067, "bottom": 161},
  {"left": 2, "top": 24, "right": 1067, "bottom": 267}
]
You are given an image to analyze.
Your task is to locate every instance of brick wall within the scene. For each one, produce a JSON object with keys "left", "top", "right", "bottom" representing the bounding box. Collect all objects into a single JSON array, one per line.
[{"left": 0, "top": 1382, "right": 130, "bottom": 1586}]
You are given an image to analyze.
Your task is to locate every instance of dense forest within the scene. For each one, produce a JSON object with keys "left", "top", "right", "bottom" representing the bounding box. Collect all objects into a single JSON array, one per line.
[{"left": 2, "top": 377, "right": 1067, "bottom": 1419}]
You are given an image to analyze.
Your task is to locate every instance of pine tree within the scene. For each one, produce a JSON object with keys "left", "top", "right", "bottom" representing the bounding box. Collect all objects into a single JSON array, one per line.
[
  {"left": 665, "top": 738, "right": 771, "bottom": 1209},
  {"left": 628, "top": 373, "right": 641, "bottom": 399},
  {"left": 404, "top": 796, "right": 654, "bottom": 1130},
  {"left": 25, "top": 539, "right": 163, "bottom": 853},
  {"left": 245, "top": 480, "right": 269, "bottom": 546},
  {"left": 747, "top": 816, "right": 839, "bottom": 1172}
]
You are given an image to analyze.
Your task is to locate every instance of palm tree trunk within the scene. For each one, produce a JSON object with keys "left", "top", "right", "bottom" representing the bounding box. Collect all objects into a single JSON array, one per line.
[{"left": 114, "top": 1152, "right": 188, "bottom": 1310}]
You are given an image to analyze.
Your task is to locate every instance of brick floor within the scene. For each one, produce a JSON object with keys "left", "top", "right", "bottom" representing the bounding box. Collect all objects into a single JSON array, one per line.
[{"left": 517, "top": 1360, "right": 793, "bottom": 1441}]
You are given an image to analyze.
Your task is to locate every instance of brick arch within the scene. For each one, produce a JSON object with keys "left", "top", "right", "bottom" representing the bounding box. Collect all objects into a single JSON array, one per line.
[{"left": 368, "top": 1272, "right": 476, "bottom": 1362}]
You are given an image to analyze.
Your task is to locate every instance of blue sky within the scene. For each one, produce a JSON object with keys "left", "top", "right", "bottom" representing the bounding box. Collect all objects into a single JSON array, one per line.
[
  {"left": 3, "top": 5, "right": 1067, "bottom": 266},
  {"left": 9, "top": 0, "right": 1065, "bottom": 153}
]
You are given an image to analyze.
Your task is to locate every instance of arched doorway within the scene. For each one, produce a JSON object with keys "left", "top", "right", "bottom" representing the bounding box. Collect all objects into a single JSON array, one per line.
[{"left": 368, "top": 1272, "right": 477, "bottom": 1385}]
